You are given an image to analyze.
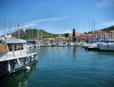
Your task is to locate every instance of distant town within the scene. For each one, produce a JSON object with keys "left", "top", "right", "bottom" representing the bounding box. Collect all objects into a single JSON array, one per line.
[{"left": 6, "top": 25, "right": 114, "bottom": 43}]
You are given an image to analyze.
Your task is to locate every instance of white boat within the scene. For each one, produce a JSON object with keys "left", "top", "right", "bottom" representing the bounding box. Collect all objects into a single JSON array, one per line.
[
  {"left": 40, "top": 42, "right": 52, "bottom": 47},
  {"left": 82, "top": 42, "right": 99, "bottom": 51},
  {"left": 75, "top": 42, "right": 82, "bottom": 46},
  {"left": 86, "top": 43, "right": 98, "bottom": 51},
  {"left": 82, "top": 43, "right": 91, "bottom": 48},
  {"left": 98, "top": 43, "right": 114, "bottom": 51},
  {"left": 67, "top": 42, "right": 75, "bottom": 47},
  {"left": 57, "top": 42, "right": 67, "bottom": 47},
  {"left": 51, "top": 42, "right": 57, "bottom": 47},
  {"left": 0, "top": 36, "right": 38, "bottom": 77}
]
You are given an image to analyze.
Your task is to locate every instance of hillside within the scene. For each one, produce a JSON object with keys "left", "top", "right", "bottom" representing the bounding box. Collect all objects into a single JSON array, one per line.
[
  {"left": 85, "top": 25, "right": 114, "bottom": 34},
  {"left": 12, "top": 29, "right": 58, "bottom": 40},
  {"left": 102, "top": 26, "right": 114, "bottom": 32}
]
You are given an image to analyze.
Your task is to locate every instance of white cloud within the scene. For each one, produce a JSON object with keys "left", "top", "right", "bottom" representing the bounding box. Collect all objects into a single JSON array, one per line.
[
  {"left": 29, "top": 17, "right": 69, "bottom": 24},
  {"left": 0, "top": 17, "right": 68, "bottom": 35},
  {"left": 26, "top": 17, "right": 69, "bottom": 29},
  {"left": 18, "top": 17, "right": 68, "bottom": 29},
  {"left": 97, "top": 0, "right": 114, "bottom": 8}
]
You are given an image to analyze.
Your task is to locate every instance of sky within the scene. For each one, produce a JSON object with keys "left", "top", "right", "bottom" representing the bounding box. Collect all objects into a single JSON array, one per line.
[{"left": 0, "top": 0, "right": 114, "bottom": 35}]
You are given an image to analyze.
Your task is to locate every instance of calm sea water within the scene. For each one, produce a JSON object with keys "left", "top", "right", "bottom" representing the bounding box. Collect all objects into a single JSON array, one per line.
[{"left": 0, "top": 47, "right": 114, "bottom": 87}]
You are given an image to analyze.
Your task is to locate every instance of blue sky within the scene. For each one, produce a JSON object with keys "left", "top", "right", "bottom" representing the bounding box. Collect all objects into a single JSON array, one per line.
[{"left": 0, "top": 0, "right": 114, "bottom": 35}]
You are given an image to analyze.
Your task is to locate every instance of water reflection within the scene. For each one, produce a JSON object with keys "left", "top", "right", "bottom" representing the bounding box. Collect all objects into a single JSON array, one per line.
[
  {"left": 0, "top": 62, "right": 38, "bottom": 87},
  {"left": 95, "top": 51, "right": 114, "bottom": 56},
  {"left": 66, "top": 47, "right": 79, "bottom": 58},
  {"left": 73, "top": 47, "right": 76, "bottom": 58}
]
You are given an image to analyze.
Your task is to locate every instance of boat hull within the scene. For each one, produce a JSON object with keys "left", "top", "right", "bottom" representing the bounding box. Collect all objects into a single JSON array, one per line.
[
  {"left": 86, "top": 47, "right": 99, "bottom": 51},
  {"left": 99, "top": 46, "right": 114, "bottom": 51},
  {"left": 0, "top": 54, "right": 37, "bottom": 77}
]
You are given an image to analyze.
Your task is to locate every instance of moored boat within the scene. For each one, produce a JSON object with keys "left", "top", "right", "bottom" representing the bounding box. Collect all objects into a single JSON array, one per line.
[
  {"left": 86, "top": 43, "right": 99, "bottom": 51},
  {"left": 98, "top": 43, "right": 114, "bottom": 51},
  {"left": 57, "top": 42, "right": 67, "bottom": 47},
  {"left": 0, "top": 36, "right": 38, "bottom": 77},
  {"left": 67, "top": 42, "right": 76, "bottom": 47},
  {"left": 82, "top": 42, "right": 99, "bottom": 51}
]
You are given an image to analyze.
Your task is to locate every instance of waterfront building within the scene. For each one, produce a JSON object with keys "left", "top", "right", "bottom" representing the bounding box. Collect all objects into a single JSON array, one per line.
[{"left": 75, "top": 30, "right": 113, "bottom": 41}]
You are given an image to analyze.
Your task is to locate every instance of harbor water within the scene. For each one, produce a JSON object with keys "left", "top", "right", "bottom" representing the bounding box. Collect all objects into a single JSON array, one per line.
[{"left": 0, "top": 47, "right": 114, "bottom": 87}]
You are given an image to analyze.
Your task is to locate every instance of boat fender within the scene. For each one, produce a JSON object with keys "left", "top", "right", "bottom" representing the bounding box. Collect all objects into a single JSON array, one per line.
[
  {"left": 25, "top": 66, "right": 31, "bottom": 70},
  {"left": 30, "top": 65, "right": 32, "bottom": 68}
]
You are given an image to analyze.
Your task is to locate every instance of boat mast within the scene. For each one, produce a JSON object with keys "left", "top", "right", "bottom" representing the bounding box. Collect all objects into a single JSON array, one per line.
[
  {"left": 9, "top": 21, "right": 12, "bottom": 36},
  {"left": 42, "top": 30, "right": 43, "bottom": 40},
  {"left": 3, "top": 20, "right": 6, "bottom": 36},
  {"left": 29, "top": 24, "right": 31, "bottom": 40},
  {"left": 32, "top": 28, "right": 33, "bottom": 40},
  {"left": 4, "top": 20, "right": 7, "bottom": 36},
  {"left": 29, "top": 24, "right": 30, "bottom": 40},
  {"left": 37, "top": 29, "right": 39, "bottom": 41},
  {"left": 92, "top": 21, "right": 95, "bottom": 41},
  {"left": 18, "top": 24, "right": 20, "bottom": 39}
]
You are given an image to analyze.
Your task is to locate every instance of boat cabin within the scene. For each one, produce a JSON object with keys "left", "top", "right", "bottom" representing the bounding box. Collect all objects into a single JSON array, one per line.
[{"left": 0, "top": 37, "right": 26, "bottom": 53}]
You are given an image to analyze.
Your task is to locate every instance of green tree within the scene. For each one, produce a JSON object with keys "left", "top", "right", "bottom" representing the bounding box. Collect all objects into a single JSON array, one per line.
[
  {"left": 64, "top": 33, "right": 69, "bottom": 37},
  {"left": 72, "top": 28, "right": 76, "bottom": 42}
]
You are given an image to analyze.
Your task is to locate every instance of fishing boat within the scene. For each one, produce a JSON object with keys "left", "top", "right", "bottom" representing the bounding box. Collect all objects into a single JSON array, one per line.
[{"left": 0, "top": 35, "right": 38, "bottom": 77}]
